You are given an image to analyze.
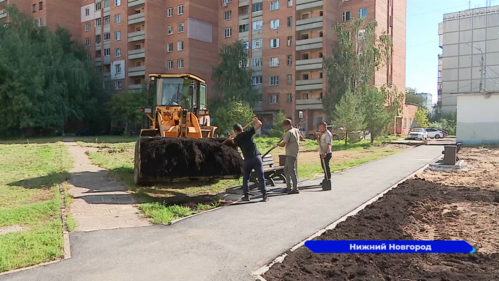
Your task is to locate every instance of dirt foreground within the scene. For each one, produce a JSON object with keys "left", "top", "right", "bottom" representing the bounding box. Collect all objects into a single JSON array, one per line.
[{"left": 264, "top": 147, "right": 499, "bottom": 281}]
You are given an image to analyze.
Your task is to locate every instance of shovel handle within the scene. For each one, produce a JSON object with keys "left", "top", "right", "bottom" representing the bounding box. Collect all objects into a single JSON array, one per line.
[{"left": 221, "top": 120, "right": 255, "bottom": 145}]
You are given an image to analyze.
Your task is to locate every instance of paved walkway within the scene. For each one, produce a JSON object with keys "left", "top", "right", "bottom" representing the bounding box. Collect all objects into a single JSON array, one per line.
[
  {"left": 1, "top": 145, "right": 442, "bottom": 281},
  {"left": 64, "top": 141, "right": 150, "bottom": 232}
]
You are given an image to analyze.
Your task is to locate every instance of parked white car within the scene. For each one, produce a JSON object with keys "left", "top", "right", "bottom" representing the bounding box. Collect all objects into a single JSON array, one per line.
[
  {"left": 426, "top": 128, "right": 444, "bottom": 139},
  {"left": 408, "top": 128, "right": 428, "bottom": 140}
]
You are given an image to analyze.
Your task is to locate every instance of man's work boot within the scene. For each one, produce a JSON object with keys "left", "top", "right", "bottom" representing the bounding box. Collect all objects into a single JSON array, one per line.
[
  {"left": 288, "top": 189, "right": 300, "bottom": 194},
  {"left": 261, "top": 194, "right": 269, "bottom": 202},
  {"left": 241, "top": 195, "right": 250, "bottom": 201}
]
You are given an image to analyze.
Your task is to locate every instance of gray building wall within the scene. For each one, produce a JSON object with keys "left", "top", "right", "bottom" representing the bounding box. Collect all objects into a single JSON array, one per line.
[{"left": 439, "top": 5, "right": 499, "bottom": 114}]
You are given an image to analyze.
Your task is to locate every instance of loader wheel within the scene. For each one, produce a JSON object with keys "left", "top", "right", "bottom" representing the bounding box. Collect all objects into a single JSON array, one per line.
[{"left": 189, "top": 178, "right": 200, "bottom": 182}]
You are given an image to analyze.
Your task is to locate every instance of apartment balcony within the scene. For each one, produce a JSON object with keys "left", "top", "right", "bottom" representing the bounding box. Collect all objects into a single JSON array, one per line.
[
  {"left": 0, "top": 0, "right": 6, "bottom": 4},
  {"left": 253, "top": 101, "right": 262, "bottom": 112},
  {"left": 296, "top": 37, "right": 323, "bottom": 51},
  {"left": 128, "top": 66, "right": 145, "bottom": 77},
  {"left": 239, "top": 0, "right": 249, "bottom": 6},
  {"left": 103, "top": 72, "right": 111, "bottom": 79},
  {"left": 295, "top": 79, "right": 323, "bottom": 92},
  {"left": 296, "top": 16, "right": 323, "bottom": 32},
  {"left": 252, "top": 10, "right": 262, "bottom": 17},
  {"left": 128, "top": 13, "right": 145, "bottom": 25},
  {"left": 239, "top": 13, "right": 249, "bottom": 20},
  {"left": 0, "top": 9, "right": 7, "bottom": 20},
  {"left": 129, "top": 84, "right": 144, "bottom": 91},
  {"left": 103, "top": 7, "right": 110, "bottom": 17},
  {"left": 296, "top": 58, "right": 323, "bottom": 71},
  {"left": 95, "top": 57, "right": 102, "bottom": 64},
  {"left": 296, "top": 0, "right": 323, "bottom": 12},
  {"left": 128, "top": 0, "right": 145, "bottom": 8},
  {"left": 95, "top": 42, "right": 101, "bottom": 49},
  {"left": 128, "top": 30, "right": 145, "bottom": 42},
  {"left": 296, "top": 99, "right": 323, "bottom": 110},
  {"left": 103, "top": 56, "right": 111, "bottom": 65},
  {"left": 128, "top": 48, "right": 145, "bottom": 60}
]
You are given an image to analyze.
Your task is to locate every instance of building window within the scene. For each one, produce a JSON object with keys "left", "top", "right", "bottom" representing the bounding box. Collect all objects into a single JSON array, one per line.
[
  {"left": 86, "top": 53, "right": 91, "bottom": 60},
  {"left": 177, "top": 59, "right": 184, "bottom": 68},
  {"left": 177, "top": 41, "right": 184, "bottom": 51},
  {"left": 239, "top": 5, "right": 249, "bottom": 15},
  {"left": 224, "top": 28, "right": 232, "bottom": 38},
  {"left": 115, "top": 63, "right": 122, "bottom": 74},
  {"left": 302, "top": 74, "right": 309, "bottom": 80},
  {"left": 115, "top": 14, "right": 121, "bottom": 23},
  {"left": 167, "top": 60, "right": 173, "bottom": 70},
  {"left": 104, "top": 32, "right": 111, "bottom": 41},
  {"left": 287, "top": 16, "right": 292, "bottom": 27},
  {"left": 287, "top": 93, "right": 293, "bottom": 103},
  {"left": 167, "top": 43, "right": 173, "bottom": 53},
  {"left": 115, "top": 48, "right": 121, "bottom": 57},
  {"left": 342, "top": 11, "right": 351, "bottom": 22},
  {"left": 252, "top": 39, "right": 262, "bottom": 49},
  {"left": 85, "top": 23, "right": 90, "bottom": 31},
  {"left": 270, "top": 76, "right": 279, "bottom": 86},
  {"left": 251, "top": 57, "right": 262, "bottom": 67},
  {"left": 243, "top": 41, "right": 249, "bottom": 49},
  {"left": 178, "top": 23, "right": 184, "bottom": 33},
  {"left": 252, "top": 20, "right": 262, "bottom": 30},
  {"left": 104, "top": 15, "right": 111, "bottom": 25},
  {"left": 270, "top": 0, "right": 280, "bottom": 11},
  {"left": 38, "top": 18, "right": 43, "bottom": 27},
  {"left": 115, "top": 31, "right": 121, "bottom": 41},
  {"left": 269, "top": 94, "right": 279, "bottom": 104},
  {"left": 287, "top": 74, "right": 292, "bottom": 84},
  {"left": 32, "top": 4, "right": 36, "bottom": 12},
  {"left": 270, "top": 19, "right": 279, "bottom": 30},
  {"left": 167, "top": 26, "right": 173, "bottom": 35},
  {"left": 95, "top": 18, "right": 101, "bottom": 27},
  {"left": 287, "top": 36, "right": 292, "bottom": 46},
  {"left": 167, "top": 8, "right": 173, "bottom": 17},
  {"left": 115, "top": 0, "right": 121, "bottom": 7},
  {"left": 224, "top": 10, "right": 232, "bottom": 20},
  {"left": 39, "top": 2, "right": 43, "bottom": 10},
  {"left": 104, "top": 48, "right": 110, "bottom": 57},
  {"left": 85, "top": 8, "right": 90, "bottom": 16},
  {"left": 115, "top": 81, "right": 122, "bottom": 90},
  {"left": 96, "top": 66, "right": 102, "bottom": 74},
  {"left": 358, "top": 8, "right": 367, "bottom": 19},
  {"left": 252, "top": 76, "right": 262, "bottom": 85},
  {"left": 95, "top": 2, "right": 101, "bottom": 11},
  {"left": 85, "top": 38, "right": 91, "bottom": 46},
  {"left": 178, "top": 5, "right": 184, "bottom": 15},
  {"left": 270, "top": 38, "right": 280, "bottom": 48},
  {"left": 287, "top": 55, "right": 292, "bottom": 65},
  {"left": 96, "top": 34, "right": 101, "bottom": 43},
  {"left": 269, "top": 57, "right": 279, "bottom": 67},
  {"left": 239, "top": 23, "right": 249, "bottom": 32},
  {"left": 252, "top": 2, "right": 263, "bottom": 12}
]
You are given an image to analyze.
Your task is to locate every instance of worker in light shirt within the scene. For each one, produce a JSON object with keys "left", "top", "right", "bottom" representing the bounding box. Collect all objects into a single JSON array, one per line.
[{"left": 317, "top": 121, "right": 332, "bottom": 185}]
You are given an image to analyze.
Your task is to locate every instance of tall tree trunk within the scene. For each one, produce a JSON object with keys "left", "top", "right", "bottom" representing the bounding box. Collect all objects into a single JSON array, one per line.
[{"left": 344, "top": 131, "right": 348, "bottom": 146}]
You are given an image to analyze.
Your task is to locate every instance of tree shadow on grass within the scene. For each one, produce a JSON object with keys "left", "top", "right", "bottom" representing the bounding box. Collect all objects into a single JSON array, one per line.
[{"left": 8, "top": 172, "right": 70, "bottom": 189}]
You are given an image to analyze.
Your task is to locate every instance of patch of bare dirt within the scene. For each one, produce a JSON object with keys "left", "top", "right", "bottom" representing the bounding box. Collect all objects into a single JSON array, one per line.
[{"left": 264, "top": 148, "right": 499, "bottom": 281}]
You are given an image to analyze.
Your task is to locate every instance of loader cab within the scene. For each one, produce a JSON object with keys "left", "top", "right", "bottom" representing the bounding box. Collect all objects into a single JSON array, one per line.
[{"left": 152, "top": 74, "right": 207, "bottom": 112}]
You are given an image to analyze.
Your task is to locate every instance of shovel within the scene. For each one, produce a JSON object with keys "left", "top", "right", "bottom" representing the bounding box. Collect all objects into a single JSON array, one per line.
[
  {"left": 320, "top": 155, "right": 332, "bottom": 191},
  {"left": 221, "top": 120, "right": 254, "bottom": 145}
]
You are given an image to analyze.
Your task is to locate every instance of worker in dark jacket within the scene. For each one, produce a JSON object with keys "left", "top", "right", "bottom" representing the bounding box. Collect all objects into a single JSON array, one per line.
[{"left": 230, "top": 117, "right": 268, "bottom": 202}]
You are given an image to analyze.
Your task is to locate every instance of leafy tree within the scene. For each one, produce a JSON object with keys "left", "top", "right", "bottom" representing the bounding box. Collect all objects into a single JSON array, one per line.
[
  {"left": 268, "top": 110, "right": 286, "bottom": 138},
  {"left": 211, "top": 40, "right": 258, "bottom": 105},
  {"left": 109, "top": 91, "right": 148, "bottom": 134},
  {"left": 324, "top": 18, "right": 392, "bottom": 115},
  {"left": 405, "top": 88, "right": 425, "bottom": 107},
  {"left": 362, "top": 87, "right": 393, "bottom": 143},
  {"left": 211, "top": 101, "right": 255, "bottom": 136},
  {"left": 414, "top": 108, "right": 430, "bottom": 128},
  {"left": 0, "top": 5, "right": 110, "bottom": 136},
  {"left": 332, "top": 90, "right": 366, "bottom": 145}
]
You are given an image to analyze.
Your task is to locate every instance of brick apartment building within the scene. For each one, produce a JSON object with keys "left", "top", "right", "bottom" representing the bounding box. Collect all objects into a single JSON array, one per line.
[{"left": 0, "top": 0, "right": 407, "bottom": 134}]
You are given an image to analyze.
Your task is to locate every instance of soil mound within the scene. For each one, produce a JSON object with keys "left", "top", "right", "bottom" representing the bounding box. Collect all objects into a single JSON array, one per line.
[{"left": 139, "top": 138, "right": 243, "bottom": 180}]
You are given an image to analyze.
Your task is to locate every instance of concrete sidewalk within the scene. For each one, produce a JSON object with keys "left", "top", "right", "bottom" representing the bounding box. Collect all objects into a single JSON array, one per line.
[{"left": 1, "top": 145, "right": 443, "bottom": 281}]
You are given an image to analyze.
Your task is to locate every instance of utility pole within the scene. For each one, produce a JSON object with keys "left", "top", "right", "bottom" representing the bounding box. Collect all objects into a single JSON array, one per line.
[{"left": 466, "top": 43, "right": 485, "bottom": 93}]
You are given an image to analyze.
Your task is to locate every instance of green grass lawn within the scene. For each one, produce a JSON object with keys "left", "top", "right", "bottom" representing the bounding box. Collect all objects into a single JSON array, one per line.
[
  {"left": 0, "top": 143, "right": 73, "bottom": 273},
  {"left": 77, "top": 136, "right": 404, "bottom": 224}
]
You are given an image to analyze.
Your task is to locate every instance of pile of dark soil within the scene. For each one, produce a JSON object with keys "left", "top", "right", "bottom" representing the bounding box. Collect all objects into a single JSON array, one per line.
[
  {"left": 139, "top": 138, "right": 243, "bottom": 180},
  {"left": 264, "top": 179, "right": 499, "bottom": 281}
]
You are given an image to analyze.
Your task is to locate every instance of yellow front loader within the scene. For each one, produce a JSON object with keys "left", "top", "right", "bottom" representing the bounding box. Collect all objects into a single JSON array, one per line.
[{"left": 133, "top": 74, "right": 243, "bottom": 186}]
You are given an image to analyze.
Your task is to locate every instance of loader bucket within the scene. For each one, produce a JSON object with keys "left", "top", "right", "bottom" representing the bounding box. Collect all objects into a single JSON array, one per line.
[{"left": 134, "top": 137, "right": 243, "bottom": 186}]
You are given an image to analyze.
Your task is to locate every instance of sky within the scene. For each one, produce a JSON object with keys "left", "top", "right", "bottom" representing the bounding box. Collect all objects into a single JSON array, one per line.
[{"left": 406, "top": 0, "right": 495, "bottom": 104}]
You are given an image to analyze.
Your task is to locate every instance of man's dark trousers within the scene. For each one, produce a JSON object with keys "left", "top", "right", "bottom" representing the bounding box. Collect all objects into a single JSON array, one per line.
[
  {"left": 322, "top": 153, "right": 332, "bottom": 180},
  {"left": 242, "top": 155, "right": 267, "bottom": 197}
]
